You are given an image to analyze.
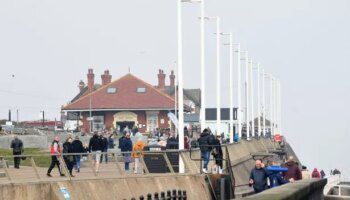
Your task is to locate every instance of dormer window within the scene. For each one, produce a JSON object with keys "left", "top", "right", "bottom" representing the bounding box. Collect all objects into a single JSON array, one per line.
[
  {"left": 107, "top": 87, "right": 117, "bottom": 94},
  {"left": 136, "top": 87, "right": 146, "bottom": 93}
]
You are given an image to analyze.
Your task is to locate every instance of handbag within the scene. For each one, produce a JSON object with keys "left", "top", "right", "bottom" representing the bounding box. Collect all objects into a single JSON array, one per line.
[{"left": 124, "top": 155, "right": 133, "bottom": 163}]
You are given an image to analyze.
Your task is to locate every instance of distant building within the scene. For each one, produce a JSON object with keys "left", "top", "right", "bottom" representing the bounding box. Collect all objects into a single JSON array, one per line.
[
  {"left": 184, "top": 108, "right": 238, "bottom": 135},
  {"left": 61, "top": 69, "right": 200, "bottom": 133}
]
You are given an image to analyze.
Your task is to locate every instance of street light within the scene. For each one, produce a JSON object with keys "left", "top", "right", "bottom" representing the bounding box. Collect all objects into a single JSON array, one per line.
[
  {"left": 203, "top": 16, "right": 221, "bottom": 135},
  {"left": 262, "top": 69, "right": 267, "bottom": 137},
  {"left": 249, "top": 59, "right": 255, "bottom": 138},
  {"left": 241, "top": 51, "right": 250, "bottom": 140},
  {"left": 177, "top": 0, "right": 202, "bottom": 174},
  {"left": 222, "top": 32, "right": 234, "bottom": 142}
]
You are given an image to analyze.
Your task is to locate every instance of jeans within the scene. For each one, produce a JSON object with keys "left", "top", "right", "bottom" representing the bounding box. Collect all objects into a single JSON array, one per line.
[
  {"left": 74, "top": 155, "right": 81, "bottom": 170},
  {"left": 201, "top": 151, "right": 210, "bottom": 170},
  {"left": 125, "top": 162, "right": 130, "bottom": 171}
]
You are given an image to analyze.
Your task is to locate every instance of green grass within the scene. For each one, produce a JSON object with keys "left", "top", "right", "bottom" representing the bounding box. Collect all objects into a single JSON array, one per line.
[{"left": 0, "top": 148, "right": 51, "bottom": 167}]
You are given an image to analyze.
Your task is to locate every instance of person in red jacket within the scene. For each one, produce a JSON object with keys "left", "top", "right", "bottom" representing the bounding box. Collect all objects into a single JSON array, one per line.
[
  {"left": 282, "top": 156, "right": 302, "bottom": 181},
  {"left": 47, "top": 136, "right": 65, "bottom": 177},
  {"left": 311, "top": 168, "right": 321, "bottom": 178}
]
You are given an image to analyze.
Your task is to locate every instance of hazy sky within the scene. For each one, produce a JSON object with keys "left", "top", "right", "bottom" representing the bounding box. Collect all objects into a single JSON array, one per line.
[{"left": 1, "top": 0, "right": 349, "bottom": 178}]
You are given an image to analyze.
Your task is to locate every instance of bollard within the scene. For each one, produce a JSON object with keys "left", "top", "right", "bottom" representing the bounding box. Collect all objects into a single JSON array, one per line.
[
  {"left": 172, "top": 190, "right": 177, "bottom": 200},
  {"left": 166, "top": 190, "right": 171, "bottom": 200},
  {"left": 147, "top": 193, "right": 152, "bottom": 200},
  {"left": 154, "top": 192, "right": 159, "bottom": 200},
  {"left": 177, "top": 190, "right": 183, "bottom": 200},
  {"left": 140, "top": 195, "right": 145, "bottom": 200},
  {"left": 160, "top": 192, "right": 166, "bottom": 200},
  {"left": 182, "top": 190, "right": 187, "bottom": 200}
]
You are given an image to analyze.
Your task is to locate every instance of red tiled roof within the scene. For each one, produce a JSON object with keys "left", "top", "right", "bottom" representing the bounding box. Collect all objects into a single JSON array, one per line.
[{"left": 62, "top": 74, "right": 176, "bottom": 111}]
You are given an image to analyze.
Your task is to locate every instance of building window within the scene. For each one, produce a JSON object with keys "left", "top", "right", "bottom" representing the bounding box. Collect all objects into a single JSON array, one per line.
[
  {"left": 136, "top": 87, "right": 146, "bottom": 93},
  {"left": 107, "top": 87, "right": 117, "bottom": 94},
  {"left": 147, "top": 113, "right": 158, "bottom": 132},
  {"left": 93, "top": 116, "right": 104, "bottom": 131}
]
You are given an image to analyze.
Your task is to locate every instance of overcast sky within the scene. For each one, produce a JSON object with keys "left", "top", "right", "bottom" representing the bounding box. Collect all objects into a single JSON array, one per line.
[{"left": 1, "top": 0, "right": 349, "bottom": 178}]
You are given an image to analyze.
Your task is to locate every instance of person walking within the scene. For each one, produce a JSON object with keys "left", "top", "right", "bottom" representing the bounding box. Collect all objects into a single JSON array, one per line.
[
  {"left": 120, "top": 132, "right": 133, "bottom": 172},
  {"left": 89, "top": 132, "right": 103, "bottom": 173},
  {"left": 47, "top": 136, "right": 64, "bottom": 177},
  {"left": 266, "top": 161, "right": 289, "bottom": 188},
  {"left": 132, "top": 138, "right": 145, "bottom": 174},
  {"left": 311, "top": 168, "right": 321, "bottom": 178},
  {"left": 10, "top": 136, "right": 23, "bottom": 169},
  {"left": 212, "top": 135, "right": 223, "bottom": 174},
  {"left": 282, "top": 156, "right": 302, "bottom": 182},
  {"left": 197, "top": 129, "right": 213, "bottom": 173},
  {"left": 301, "top": 165, "right": 312, "bottom": 180},
  {"left": 63, "top": 137, "right": 76, "bottom": 177},
  {"left": 100, "top": 134, "right": 108, "bottom": 164},
  {"left": 72, "top": 136, "right": 84, "bottom": 173},
  {"left": 249, "top": 159, "right": 269, "bottom": 193}
]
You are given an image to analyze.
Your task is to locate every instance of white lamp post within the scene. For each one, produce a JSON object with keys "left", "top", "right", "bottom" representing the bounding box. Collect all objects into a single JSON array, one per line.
[
  {"left": 222, "top": 32, "right": 234, "bottom": 142},
  {"left": 235, "top": 44, "right": 242, "bottom": 139},
  {"left": 256, "top": 63, "right": 261, "bottom": 137},
  {"left": 241, "top": 51, "right": 250, "bottom": 140},
  {"left": 262, "top": 69, "right": 266, "bottom": 137},
  {"left": 249, "top": 59, "right": 255, "bottom": 138},
  {"left": 203, "top": 16, "right": 221, "bottom": 136}
]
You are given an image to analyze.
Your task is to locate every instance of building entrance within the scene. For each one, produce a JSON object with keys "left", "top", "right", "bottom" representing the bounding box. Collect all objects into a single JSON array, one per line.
[{"left": 117, "top": 121, "right": 135, "bottom": 133}]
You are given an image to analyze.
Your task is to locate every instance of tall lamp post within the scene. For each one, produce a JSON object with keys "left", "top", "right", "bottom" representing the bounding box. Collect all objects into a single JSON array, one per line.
[
  {"left": 256, "top": 63, "right": 261, "bottom": 137},
  {"left": 249, "top": 59, "right": 255, "bottom": 138},
  {"left": 235, "top": 44, "right": 242, "bottom": 139},
  {"left": 241, "top": 51, "right": 250, "bottom": 140},
  {"left": 262, "top": 69, "right": 266, "bottom": 137},
  {"left": 222, "top": 32, "right": 234, "bottom": 142}
]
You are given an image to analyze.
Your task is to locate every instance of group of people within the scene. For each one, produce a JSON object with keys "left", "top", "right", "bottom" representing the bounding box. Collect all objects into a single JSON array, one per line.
[
  {"left": 118, "top": 131, "right": 145, "bottom": 174},
  {"left": 46, "top": 132, "right": 115, "bottom": 177},
  {"left": 197, "top": 128, "right": 223, "bottom": 174},
  {"left": 249, "top": 156, "right": 323, "bottom": 194},
  {"left": 47, "top": 136, "right": 86, "bottom": 177}
]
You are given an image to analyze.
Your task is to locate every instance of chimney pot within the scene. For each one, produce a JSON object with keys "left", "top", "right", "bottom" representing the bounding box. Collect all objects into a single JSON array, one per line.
[
  {"left": 169, "top": 70, "right": 175, "bottom": 87},
  {"left": 157, "top": 69, "right": 166, "bottom": 90},
  {"left": 101, "top": 69, "right": 112, "bottom": 86},
  {"left": 87, "top": 68, "right": 95, "bottom": 93}
]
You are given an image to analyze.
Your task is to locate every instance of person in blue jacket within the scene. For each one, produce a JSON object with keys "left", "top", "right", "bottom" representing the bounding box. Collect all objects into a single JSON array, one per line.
[
  {"left": 266, "top": 161, "right": 289, "bottom": 188},
  {"left": 120, "top": 132, "right": 133, "bottom": 172}
]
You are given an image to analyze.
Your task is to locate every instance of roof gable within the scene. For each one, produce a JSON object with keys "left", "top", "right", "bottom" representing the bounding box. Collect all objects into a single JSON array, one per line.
[{"left": 63, "top": 74, "right": 175, "bottom": 110}]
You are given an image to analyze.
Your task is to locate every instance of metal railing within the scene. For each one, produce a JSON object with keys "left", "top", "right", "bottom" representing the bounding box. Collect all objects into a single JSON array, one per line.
[{"left": 0, "top": 149, "right": 200, "bottom": 183}]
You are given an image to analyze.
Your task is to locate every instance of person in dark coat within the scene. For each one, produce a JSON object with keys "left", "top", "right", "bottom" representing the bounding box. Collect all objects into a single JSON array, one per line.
[
  {"left": 89, "top": 132, "right": 103, "bottom": 172},
  {"left": 282, "top": 156, "right": 302, "bottom": 181},
  {"left": 197, "top": 129, "right": 214, "bottom": 173},
  {"left": 99, "top": 134, "right": 109, "bottom": 164},
  {"left": 108, "top": 134, "right": 115, "bottom": 149},
  {"left": 120, "top": 132, "right": 133, "bottom": 172},
  {"left": 10, "top": 136, "right": 23, "bottom": 169},
  {"left": 212, "top": 135, "right": 223, "bottom": 174},
  {"left": 249, "top": 159, "right": 269, "bottom": 193},
  {"left": 63, "top": 137, "right": 76, "bottom": 177},
  {"left": 72, "top": 136, "right": 84, "bottom": 173}
]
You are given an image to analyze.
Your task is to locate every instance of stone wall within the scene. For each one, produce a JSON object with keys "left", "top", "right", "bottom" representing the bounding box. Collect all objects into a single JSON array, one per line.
[{"left": 244, "top": 178, "right": 328, "bottom": 200}]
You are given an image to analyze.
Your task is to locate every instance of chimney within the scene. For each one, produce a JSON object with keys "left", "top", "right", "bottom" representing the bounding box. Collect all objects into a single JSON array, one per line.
[
  {"left": 78, "top": 80, "right": 85, "bottom": 92},
  {"left": 87, "top": 69, "right": 95, "bottom": 93},
  {"left": 169, "top": 70, "right": 175, "bottom": 87},
  {"left": 157, "top": 69, "right": 166, "bottom": 90},
  {"left": 101, "top": 70, "right": 112, "bottom": 86}
]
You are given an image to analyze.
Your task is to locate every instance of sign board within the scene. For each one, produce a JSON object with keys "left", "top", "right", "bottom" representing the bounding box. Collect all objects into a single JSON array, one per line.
[
  {"left": 5, "top": 121, "right": 12, "bottom": 126},
  {"left": 60, "top": 187, "right": 71, "bottom": 200},
  {"left": 87, "top": 117, "right": 94, "bottom": 121}
]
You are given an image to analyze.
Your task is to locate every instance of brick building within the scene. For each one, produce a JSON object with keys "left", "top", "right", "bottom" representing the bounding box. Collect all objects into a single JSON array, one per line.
[{"left": 61, "top": 69, "right": 200, "bottom": 133}]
